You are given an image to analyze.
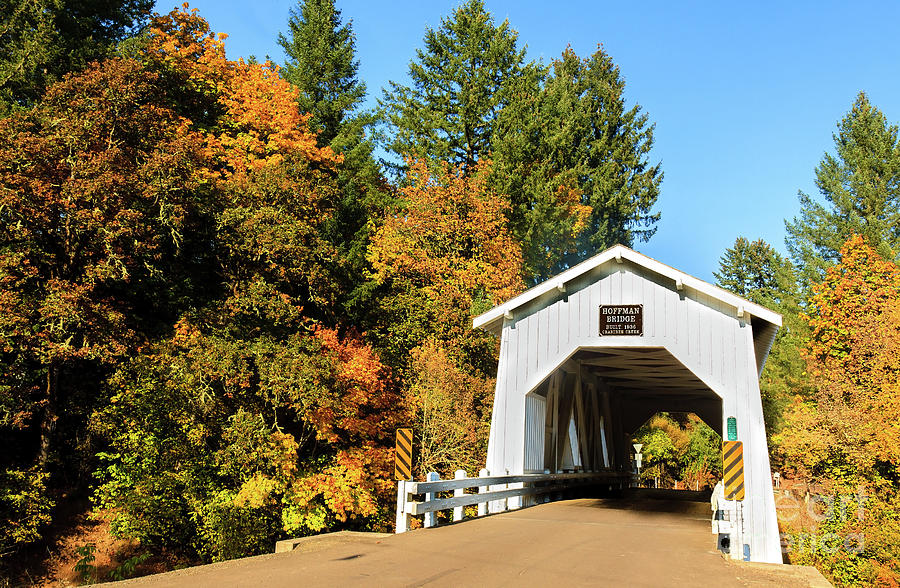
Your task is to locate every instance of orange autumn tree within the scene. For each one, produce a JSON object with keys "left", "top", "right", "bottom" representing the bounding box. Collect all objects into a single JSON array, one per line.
[
  {"left": 146, "top": 5, "right": 338, "bottom": 172},
  {"left": 775, "top": 235, "right": 900, "bottom": 585},
  {"left": 776, "top": 235, "right": 900, "bottom": 483},
  {"left": 368, "top": 158, "right": 523, "bottom": 352},
  {"left": 73, "top": 5, "right": 410, "bottom": 564},
  {"left": 368, "top": 158, "right": 524, "bottom": 475}
]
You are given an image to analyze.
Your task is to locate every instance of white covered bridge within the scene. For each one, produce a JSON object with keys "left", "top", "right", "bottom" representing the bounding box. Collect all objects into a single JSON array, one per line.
[
  {"left": 478, "top": 244, "right": 781, "bottom": 563},
  {"left": 396, "top": 244, "right": 783, "bottom": 565}
]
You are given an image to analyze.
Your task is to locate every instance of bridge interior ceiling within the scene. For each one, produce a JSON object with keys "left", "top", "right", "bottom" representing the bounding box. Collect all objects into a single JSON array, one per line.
[
  {"left": 574, "top": 347, "right": 722, "bottom": 437},
  {"left": 573, "top": 347, "right": 712, "bottom": 399}
]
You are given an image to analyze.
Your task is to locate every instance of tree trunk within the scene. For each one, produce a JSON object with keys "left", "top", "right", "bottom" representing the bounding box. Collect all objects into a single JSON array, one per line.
[{"left": 38, "top": 360, "right": 58, "bottom": 466}]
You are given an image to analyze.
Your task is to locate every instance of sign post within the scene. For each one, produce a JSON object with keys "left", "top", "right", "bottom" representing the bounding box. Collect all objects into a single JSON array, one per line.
[
  {"left": 394, "top": 428, "right": 414, "bottom": 533},
  {"left": 722, "top": 439, "right": 746, "bottom": 560},
  {"left": 632, "top": 443, "right": 643, "bottom": 486},
  {"left": 722, "top": 440, "right": 744, "bottom": 500}
]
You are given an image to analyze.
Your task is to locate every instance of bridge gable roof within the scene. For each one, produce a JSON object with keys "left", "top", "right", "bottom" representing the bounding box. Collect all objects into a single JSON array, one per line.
[{"left": 473, "top": 244, "right": 783, "bottom": 335}]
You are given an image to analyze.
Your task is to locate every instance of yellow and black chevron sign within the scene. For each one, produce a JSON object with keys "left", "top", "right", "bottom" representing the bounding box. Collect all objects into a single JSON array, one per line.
[
  {"left": 723, "top": 440, "right": 745, "bottom": 500},
  {"left": 395, "top": 428, "right": 413, "bottom": 481}
]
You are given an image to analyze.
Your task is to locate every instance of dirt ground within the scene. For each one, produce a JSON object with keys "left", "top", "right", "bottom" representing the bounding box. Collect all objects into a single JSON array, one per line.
[{"left": 2, "top": 498, "right": 176, "bottom": 587}]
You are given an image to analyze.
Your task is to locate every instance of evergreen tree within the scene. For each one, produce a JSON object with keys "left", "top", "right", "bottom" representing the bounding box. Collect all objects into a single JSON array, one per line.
[
  {"left": 380, "top": 0, "right": 528, "bottom": 172},
  {"left": 785, "top": 92, "right": 900, "bottom": 293},
  {"left": 714, "top": 237, "right": 805, "bottom": 441},
  {"left": 278, "top": 0, "right": 365, "bottom": 148},
  {"left": 493, "top": 46, "right": 662, "bottom": 282},
  {"left": 278, "top": 0, "right": 385, "bottom": 321},
  {"left": 714, "top": 237, "right": 794, "bottom": 309},
  {"left": 0, "top": 0, "right": 152, "bottom": 114}
]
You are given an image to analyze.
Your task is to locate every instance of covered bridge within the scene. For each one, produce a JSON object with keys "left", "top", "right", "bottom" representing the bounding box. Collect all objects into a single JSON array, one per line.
[{"left": 473, "top": 244, "right": 783, "bottom": 564}]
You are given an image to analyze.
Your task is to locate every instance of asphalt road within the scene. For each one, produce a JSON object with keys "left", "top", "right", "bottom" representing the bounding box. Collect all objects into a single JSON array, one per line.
[{"left": 117, "top": 493, "right": 830, "bottom": 587}]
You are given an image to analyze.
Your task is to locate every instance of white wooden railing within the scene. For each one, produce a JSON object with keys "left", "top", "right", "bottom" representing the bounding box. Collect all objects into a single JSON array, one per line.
[{"left": 395, "top": 469, "right": 632, "bottom": 533}]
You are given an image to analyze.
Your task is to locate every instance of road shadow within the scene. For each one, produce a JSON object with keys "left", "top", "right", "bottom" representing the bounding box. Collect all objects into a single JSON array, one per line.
[{"left": 572, "top": 487, "right": 713, "bottom": 516}]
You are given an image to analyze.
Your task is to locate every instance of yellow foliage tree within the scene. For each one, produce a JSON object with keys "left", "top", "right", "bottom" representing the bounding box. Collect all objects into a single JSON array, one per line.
[
  {"left": 367, "top": 158, "right": 525, "bottom": 476},
  {"left": 775, "top": 235, "right": 900, "bottom": 585}
]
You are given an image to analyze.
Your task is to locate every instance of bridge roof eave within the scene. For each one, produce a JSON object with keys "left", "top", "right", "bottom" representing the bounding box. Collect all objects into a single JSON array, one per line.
[{"left": 472, "top": 244, "right": 783, "bottom": 336}]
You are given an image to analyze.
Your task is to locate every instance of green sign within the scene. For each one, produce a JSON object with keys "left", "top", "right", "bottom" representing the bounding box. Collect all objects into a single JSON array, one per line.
[{"left": 727, "top": 416, "right": 737, "bottom": 441}]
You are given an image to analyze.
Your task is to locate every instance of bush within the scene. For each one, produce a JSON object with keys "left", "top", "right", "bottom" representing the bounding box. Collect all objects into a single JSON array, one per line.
[{"left": 0, "top": 467, "right": 53, "bottom": 558}]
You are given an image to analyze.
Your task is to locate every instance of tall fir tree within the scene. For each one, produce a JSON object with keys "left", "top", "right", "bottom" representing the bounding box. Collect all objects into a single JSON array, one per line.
[
  {"left": 278, "top": 0, "right": 385, "bottom": 321},
  {"left": 379, "top": 0, "right": 529, "bottom": 172},
  {"left": 785, "top": 92, "right": 900, "bottom": 293},
  {"left": 714, "top": 237, "right": 805, "bottom": 440},
  {"left": 714, "top": 237, "right": 795, "bottom": 309},
  {"left": 493, "top": 46, "right": 662, "bottom": 282},
  {"left": 278, "top": 0, "right": 365, "bottom": 148}
]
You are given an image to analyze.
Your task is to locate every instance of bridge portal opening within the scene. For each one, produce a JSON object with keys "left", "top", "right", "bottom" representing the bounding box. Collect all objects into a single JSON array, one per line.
[{"left": 523, "top": 347, "right": 723, "bottom": 480}]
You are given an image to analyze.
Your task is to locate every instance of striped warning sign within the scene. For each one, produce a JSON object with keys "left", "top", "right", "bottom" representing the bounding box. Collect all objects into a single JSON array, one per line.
[
  {"left": 395, "top": 428, "right": 413, "bottom": 481},
  {"left": 723, "top": 440, "right": 745, "bottom": 500}
]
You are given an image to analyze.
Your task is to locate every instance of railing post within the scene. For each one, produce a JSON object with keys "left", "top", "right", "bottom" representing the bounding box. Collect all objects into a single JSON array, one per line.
[
  {"left": 510, "top": 468, "right": 523, "bottom": 510},
  {"left": 543, "top": 469, "right": 551, "bottom": 503},
  {"left": 424, "top": 472, "right": 440, "bottom": 528},
  {"left": 478, "top": 468, "right": 489, "bottom": 517},
  {"left": 453, "top": 469, "right": 466, "bottom": 522},
  {"left": 487, "top": 468, "right": 504, "bottom": 514},
  {"left": 395, "top": 480, "right": 411, "bottom": 533}
]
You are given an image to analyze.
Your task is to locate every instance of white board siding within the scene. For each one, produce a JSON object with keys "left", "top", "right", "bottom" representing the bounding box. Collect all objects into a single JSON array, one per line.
[
  {"left": 483, "top": 258, "right": 782, "bottom": 564},
  {"left": 524, "top": 394, "right": 546, "bottom": 473},
  {"left": 486, "top": 265, "right": 749, "bottom": 408}
]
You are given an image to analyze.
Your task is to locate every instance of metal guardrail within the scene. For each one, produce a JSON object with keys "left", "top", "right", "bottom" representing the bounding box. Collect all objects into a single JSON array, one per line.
[{"left": 396, "top": 469, "right": 632, "bottom": 533}]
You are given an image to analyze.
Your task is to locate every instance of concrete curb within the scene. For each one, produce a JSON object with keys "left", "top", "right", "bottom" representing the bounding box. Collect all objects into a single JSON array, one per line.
[
  {"left": 728, "top": 560, "right": 833, "bottom": 587},
  {"left": 274, "top": 531, "right": 392, "bottom": 554}
]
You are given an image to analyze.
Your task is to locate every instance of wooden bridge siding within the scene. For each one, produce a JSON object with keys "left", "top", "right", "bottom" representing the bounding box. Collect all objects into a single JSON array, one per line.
[{"left": 484, "top": 260, "right": 782, "bottom": 563}]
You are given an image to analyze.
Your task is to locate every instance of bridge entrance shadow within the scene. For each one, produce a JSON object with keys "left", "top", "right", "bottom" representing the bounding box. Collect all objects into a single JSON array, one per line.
[{"left": 575, "top": 488, "right": 714, "bottom": 516}]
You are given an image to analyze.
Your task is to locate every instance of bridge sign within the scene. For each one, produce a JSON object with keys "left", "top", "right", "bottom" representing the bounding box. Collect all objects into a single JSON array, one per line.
[
  {"left": 599, "top": 304, "right": 643, "bottom": 336},
  {"left": 723, "top": 441, "right": 745, "bottom": 500},
  {"left": 395, "top": 428, "right": 413, "bottom": 480}
]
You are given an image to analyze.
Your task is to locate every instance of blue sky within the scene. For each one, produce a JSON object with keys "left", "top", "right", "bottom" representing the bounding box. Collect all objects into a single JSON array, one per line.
[{"left": 153, "top": 0, "right": 900, "bottom": 282}]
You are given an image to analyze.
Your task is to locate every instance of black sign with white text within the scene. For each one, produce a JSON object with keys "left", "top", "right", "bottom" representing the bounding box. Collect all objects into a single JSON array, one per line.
[{"left": 598, "top": 304, "right": 643, "bottom": 336}]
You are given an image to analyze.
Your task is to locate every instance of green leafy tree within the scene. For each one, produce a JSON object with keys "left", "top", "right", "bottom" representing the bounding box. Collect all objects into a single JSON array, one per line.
[
  {"left": 634, "top": 413, "right": 721, "bottom": 490},
  {"left": 0, "top": 467, "right": 52, "bottom": 558},
  {"left": 0, "top": 54, "right": 211, "bottom": 565},
  {"left": 681, "top": 417, "right": 723, "bottom": 488},
  {"left": 0, "top": 6, "right": 409, "bottom": 565},
  {"left": 86, "top": 7, "right": 411, "bottom": 563},
  {"left": 0, "top": 0, "right": 153, "bottom": 113},
  {"left": 635, "top": 418, "right": 680, "bottom": 487},
  {"left": 380, "top": 0, "right": 529, "bottom": 172},
  {"left": 0, "top": 57, "right": 211, "bottom": 471},
  {"left": 785, "top": 92, "right": 900, "bottom": 293},
  {"left": 494, "top": 46, "right": 662, "bottom": 281}
]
